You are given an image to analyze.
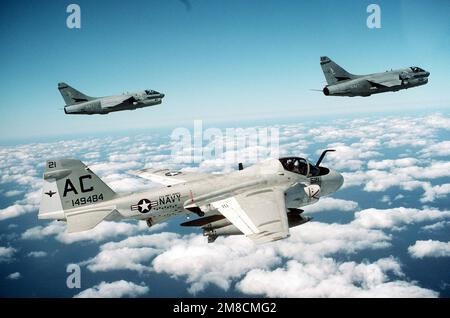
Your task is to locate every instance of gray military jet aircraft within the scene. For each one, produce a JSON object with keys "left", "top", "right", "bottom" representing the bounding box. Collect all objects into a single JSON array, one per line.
[
  {"left": 320, "top": 56, "right": 429, "bottom": 97},
  {"left": 58, "top": 82, "right": 165, "bottom": 114},
  {"left": 38, "top": 150, "right": 343, "bottom": 244}
]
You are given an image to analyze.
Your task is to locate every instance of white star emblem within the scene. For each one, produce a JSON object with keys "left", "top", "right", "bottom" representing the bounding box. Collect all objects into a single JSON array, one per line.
[{"left": 138, "top": 199, "right": 151, "bottom": 212}]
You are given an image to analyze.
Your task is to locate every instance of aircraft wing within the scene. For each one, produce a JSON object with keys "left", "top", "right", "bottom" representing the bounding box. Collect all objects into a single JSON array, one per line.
[
  {"left": 130, "top": 168, "right": 209, "bottom": 186},
  {"left": 367, "top": 78, "right": 401, "bottom": 88},
  {"left": 211, "top": 187, "right": 289, "bottom": 244},
  {"left": 101, "top": 95, "right": 135, "bottom": 109}
]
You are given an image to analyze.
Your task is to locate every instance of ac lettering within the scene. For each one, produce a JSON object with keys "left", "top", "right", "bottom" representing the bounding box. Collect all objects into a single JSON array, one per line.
[
  {"left": 63, "top": 175, "right": 94, "bottom": 197},
  {"left": 63, "top": 179, "right": 77, "bottom": 196},
  {"left": 79, "top": 175, "right": 93, "bottom": 192}
]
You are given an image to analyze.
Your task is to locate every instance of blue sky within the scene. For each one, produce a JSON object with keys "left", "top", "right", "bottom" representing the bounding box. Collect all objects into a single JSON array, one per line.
[{"left": 0, "top": 0, "right": 449, "bottom": 140}]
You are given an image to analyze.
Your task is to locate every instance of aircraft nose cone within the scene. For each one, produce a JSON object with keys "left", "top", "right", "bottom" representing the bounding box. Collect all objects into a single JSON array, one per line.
[
  {"left": 336, "top": 172, "right": 344, "bottom": 190},
  {"left": 329, "top": 170, "right": 344, "bottom": 193},
  {"left": 320, "top": 170, "right": 344, "bottom": 196},
  {"left": 160, "top": 93, "right": 165, "bottom": 98},
  {"left": 425, "top": 72, "right": 430, "bottom": 77}
]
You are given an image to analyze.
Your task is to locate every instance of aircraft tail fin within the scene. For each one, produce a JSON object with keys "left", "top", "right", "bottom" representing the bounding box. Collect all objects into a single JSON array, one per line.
[
  {"left": 38, "top": 159, "right": 117, "bottom": 232},
  {"left": 320, "top": 56, "right": 355, "bottom": 85},
  {"left": 58, "top": 82, "right": 95, "bottom": 105}
]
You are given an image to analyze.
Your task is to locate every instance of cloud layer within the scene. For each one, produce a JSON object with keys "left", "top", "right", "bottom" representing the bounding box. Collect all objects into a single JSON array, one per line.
[
  {"left": 1, "top": 112, "right": 449, "bottom": 297},
  {"left": 237, "top": 258, "right": 437, "bottom": 298}
]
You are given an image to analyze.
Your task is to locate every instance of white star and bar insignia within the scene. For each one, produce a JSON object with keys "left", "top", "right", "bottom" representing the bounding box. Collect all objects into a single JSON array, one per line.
[{"left": 131, "top": 198, "right": 158, "bottom": 213}]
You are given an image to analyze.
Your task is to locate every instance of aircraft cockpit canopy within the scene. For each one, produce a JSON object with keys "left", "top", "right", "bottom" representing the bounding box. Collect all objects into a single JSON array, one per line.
[
  {"left": 279, "top": 157, "right": 325, "bottom": 177},
  {"left": 145, "top": 89, "right": 158, "bottom": 95},
  {"left": 411, "top": 67, "right": 425, "bottom": 73}
]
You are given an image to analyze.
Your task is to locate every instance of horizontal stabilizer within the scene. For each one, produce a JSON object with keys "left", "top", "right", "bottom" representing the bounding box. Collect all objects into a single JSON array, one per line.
[{"left": 66, "top": 207, "right": 116, "bottom": 233}]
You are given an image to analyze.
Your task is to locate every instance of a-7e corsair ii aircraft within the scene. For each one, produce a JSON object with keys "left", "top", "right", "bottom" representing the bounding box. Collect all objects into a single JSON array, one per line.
[
  {"left": 58, "top": 82, "right": 165, "bottom": 115},
  {"left": 320, "top": 56, "right": 429, "bottom": 97},
  {"left": 38, "top": 150, "right": 343, "bottom": 244}
]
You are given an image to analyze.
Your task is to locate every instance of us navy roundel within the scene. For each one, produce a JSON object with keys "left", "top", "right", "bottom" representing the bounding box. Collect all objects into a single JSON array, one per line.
[
  {"left": 137, "top": 199, "right": 152, "bottom": 213},
  {"left": 131, "top": 199, "right": 156, "bottom": 213}
]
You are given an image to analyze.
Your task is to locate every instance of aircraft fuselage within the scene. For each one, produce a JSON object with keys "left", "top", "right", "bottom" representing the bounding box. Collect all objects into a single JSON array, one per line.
[
  {"left": 323, "top": 67, "right": 429, "bottom": 97},
  {"left": 64, "top": 91, "right": 164, "bottom": 115},
  {"left": 47, "top": 159, "right": 343, "bottom": 232}
]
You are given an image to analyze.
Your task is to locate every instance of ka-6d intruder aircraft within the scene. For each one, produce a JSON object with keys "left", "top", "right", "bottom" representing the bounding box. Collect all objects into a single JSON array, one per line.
[
  {"left": 38, "top": 150, "right": 343, "bottom": 244},
  {"left": 320, "top": 56, "right": 430, "bottom": 97},
  {"left": 58, "top": 82, "right": 165, "bottom": 114}
]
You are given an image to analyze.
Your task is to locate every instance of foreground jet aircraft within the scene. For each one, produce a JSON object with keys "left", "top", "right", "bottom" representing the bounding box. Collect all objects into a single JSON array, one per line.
[
  {"left": 58, "top": 82, "right": 164, "bottom": 114},
  {"left": 320, "top": 56, "right": 429, "bottom": 97},
  {"left": 38, "top": 150, "right": 343, "bottom": 244}
]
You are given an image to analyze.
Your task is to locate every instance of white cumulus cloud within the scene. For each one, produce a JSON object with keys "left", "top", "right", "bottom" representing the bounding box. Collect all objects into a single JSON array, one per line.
[
  {"left": 352, "top": 207, "right": 450, "bottom": 230},
  {"left": 302, "top": 197, "right": 358, "bottom": 214},
  {"left": 27, "top": 251, "right": 48, "bottom": 258},
  {"left": 0, "top": 246, "right": 17, "bottom": 262},
  {"left": 0, "top": 204, "right": 36, "bottom": 221},
  {"left": 420, "top": 183, "right": 450, "bottom": 203},
  {"left": 6, "top": 272, "right": 22, "bottom": 280},
  {"left": 421, "top": 221, "right": 450, "bottom": 232},
  {"left": 419, "top": 140, "right": 450, "bottom": 158},
  {"left": 74, "top": 280, "right": 149, "bottom": 298},
  {"left": 408, "top": 240, "right": 450, "bottom": 259},
  {"left": 237, "top": 258, "right": 437, "bottom": 298},
  {"left": 82, "top": 221, "right": 392, "bottom": 294}
]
